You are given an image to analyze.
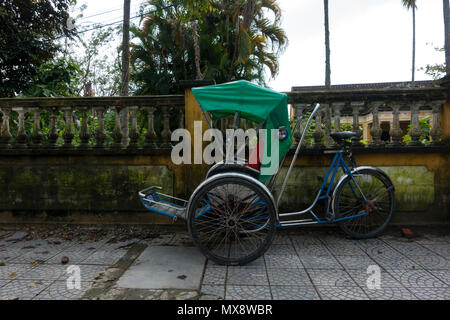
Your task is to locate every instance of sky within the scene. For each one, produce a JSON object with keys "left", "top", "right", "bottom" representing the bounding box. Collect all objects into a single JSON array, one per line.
[{"left": 74, "top": 0, "right": 446, "bottom": 92}]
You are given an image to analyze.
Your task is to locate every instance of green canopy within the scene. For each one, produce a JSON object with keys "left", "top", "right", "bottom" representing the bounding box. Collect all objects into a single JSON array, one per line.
[{"left": 192, "top": 80, "right": 292, "bottom": 182}]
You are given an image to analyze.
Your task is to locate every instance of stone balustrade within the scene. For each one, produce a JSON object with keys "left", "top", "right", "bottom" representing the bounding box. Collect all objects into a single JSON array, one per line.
[
  {"left": 0, "top": 96, "right": 184, "bottom": 151},
  {"left": 287, "top": 86, "right": 449, "bottom": 149}
]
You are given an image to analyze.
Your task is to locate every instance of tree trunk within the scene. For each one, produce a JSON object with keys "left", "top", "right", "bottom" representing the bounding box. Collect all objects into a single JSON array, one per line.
[
  {"left": 444, "top": 0, "right": 450, "bottom": 75},
  {"left": 412, "top": 5, "right": 416, "bottom": 83},
  {"left": 324, "top": 0, "right": 331, "bottom": 88},
  {"left": 121, "top": 0, "right": 131, "bottom": 146},
  {"left": 192, "top": 21, "right": 203, "bottom": 80}
]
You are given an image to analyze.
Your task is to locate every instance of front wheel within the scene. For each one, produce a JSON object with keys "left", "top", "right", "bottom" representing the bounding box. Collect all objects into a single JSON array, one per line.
[
  {"left": 187, "top": 174, "right": 277, "bottom": 266},
  {"left": 333, "top": 169, "right": 395, "bottom": 239}
]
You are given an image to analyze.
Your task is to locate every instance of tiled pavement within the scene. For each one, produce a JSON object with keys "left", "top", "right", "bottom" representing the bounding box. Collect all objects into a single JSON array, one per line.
[
  {"left": 0, "top": 228, "right": 449, "bottom": 300},
  {"left": 200, "top": 231, "right": 450, "bottom": 300}
]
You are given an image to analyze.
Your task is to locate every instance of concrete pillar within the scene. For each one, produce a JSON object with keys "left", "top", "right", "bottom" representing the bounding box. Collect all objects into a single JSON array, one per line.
[{"left": 180, "top": 80, "right": 215, "bottom": 196}]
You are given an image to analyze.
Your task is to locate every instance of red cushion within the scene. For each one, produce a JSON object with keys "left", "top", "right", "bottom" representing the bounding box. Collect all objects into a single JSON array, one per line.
[{"left": 248, "top": 139, "right": 264, "bottom": 171}]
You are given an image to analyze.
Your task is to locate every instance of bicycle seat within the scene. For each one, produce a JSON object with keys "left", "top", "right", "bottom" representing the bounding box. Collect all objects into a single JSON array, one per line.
[{"left": 330, "top": 132, "right": 358, "bottom": 145}]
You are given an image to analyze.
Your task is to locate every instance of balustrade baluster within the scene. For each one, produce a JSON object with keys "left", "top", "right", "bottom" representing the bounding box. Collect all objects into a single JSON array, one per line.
[
  {"left": 178, "top": 107, "right": 185, "bottom": 130},
  {"left": 293, "top": 104, "right": 306, "bottom": 142},
  {"left": 369, "top": 102, "right": 384, "bottom": 148},
  {"left": 48, "top": 108, "right": 59, "bottom": 148},
  {"left": 14, "top": 108, "right": 27, "bottom": 148},
  {"left": 312, "top": 108, "right": 324, "bottom": 149},
  {"left": 128, "top": 106, "right": 140, "bottom": 149},
  {"left": 323, "top": 104, "right": 333, "bottom": 148},
  {"left": 430, "top": 100, "right": 445, "bottom": 146},
  {"left": 112, "top": 107, "right": 123, "bottom": 148},
  {"left": 351, "top": 102, "right": 364, "bottom": 147},
  {"left": 62, "top": 107, "right": 74, "bottom": 148},
  {"left": 389, "top": 103, "right": 403, "bottom": 147},
  {"left": 0, "top": 107, "right": 12, "bottom": 148},
  {"left": 408, "top": 102, "right": 424, "bottom": 147},
  {"left": 161, "top": 107, "right": 172, "bottom": 148},
  {"left": 144, "top": 107, "right": 157, "bottom": 148},
  {"left": 79, "top": 107, "right": 90, "bottom": 149},
  {"left": 31, "top": 108, "right": 43, "bottom": 147},
  {"left": 94, "top": 107, "right": 106, "bottom": 148}
]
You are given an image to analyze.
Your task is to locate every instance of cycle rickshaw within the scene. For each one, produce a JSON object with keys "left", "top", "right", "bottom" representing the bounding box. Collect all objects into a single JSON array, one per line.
[{"left": 139, "top": 80, "right": 395, "bottom": 266}]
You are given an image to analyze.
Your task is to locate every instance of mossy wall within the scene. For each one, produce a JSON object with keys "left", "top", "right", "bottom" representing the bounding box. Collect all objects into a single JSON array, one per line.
[{"left": 0, "top": 151, "right": 448, "bottom": 225}]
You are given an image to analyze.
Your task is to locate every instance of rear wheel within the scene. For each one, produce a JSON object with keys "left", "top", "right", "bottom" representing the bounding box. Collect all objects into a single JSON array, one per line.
[
  {"left": 333, "top": 169, "right": 395, "bottom": 239},
  {"left": 187, "top": 175, "right": 277, "bottom": 266}
]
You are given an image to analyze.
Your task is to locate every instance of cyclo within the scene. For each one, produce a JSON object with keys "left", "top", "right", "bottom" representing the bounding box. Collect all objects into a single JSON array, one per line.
[{"left": 139, "top": 81, "right": 396, "bottom": 266}]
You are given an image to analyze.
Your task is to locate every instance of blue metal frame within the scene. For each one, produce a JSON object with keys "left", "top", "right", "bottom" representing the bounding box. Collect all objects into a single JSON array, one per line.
[{"left": 278, "top": 148, "right": 368, "bottom": 227}]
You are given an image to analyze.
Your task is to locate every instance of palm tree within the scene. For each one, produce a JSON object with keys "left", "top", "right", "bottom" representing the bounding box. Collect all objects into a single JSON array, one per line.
[
  {"left": 324, "top": 0, "right": 331, "bottom": 88},
  {"left": 402, "top": 0, "right": 417, "bottom": 82},
  {"left": 444, "top": 0, "right": 450, "bottom": 75}
]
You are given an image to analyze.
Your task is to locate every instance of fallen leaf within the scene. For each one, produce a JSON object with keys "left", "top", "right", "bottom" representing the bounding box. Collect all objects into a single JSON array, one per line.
[
  {"left": 29, "top": 283, "right": 36, "bottom": 288},
  {"left": 61, "top": 256, "right": 69, "bottom": 265},
  {"left": 9, "top": 273, "right": 16, "bottom": 278},
  {"left": 177, "top": 275, "right": 187, "bottom": 280},
  {"left": 31, "top": 262, "right": 37, "bottom": 267},
  {"left": 0, "top": 262, "right": 6, "bottom": 267},
  {"left": 250, "top": 274, "right": 265, "bottom": 278}
]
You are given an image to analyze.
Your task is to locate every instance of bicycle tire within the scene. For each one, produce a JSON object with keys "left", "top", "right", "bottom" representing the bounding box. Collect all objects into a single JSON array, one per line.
[
  {"left": 333, "top": 168, "right": 395, "bottom": 239},
  {"left": 187, "top": 175, "right": 277, "bottom": 266}
]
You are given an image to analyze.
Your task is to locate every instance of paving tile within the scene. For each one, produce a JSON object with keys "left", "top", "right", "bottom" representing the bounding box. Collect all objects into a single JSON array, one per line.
[
  {"left": 409, "top": 255, "right": 450, "bottom": 270},
  {"left": 266, "top": 244, "right": 297, "bottom": 256},
  {"left": 362, "top": 245, "right": 405, "bottom": 260},
  {"left": 227, "top": 267, "right": 269, "bottom": 286},
  {"left": 0, "top": 280, "right": 52, "bottom": 299},
  {"left": 0, "top": 264, "right": 33, "bottom": 280},
  {"left": 233, "top": 257, "right": 266, "bottom": 268},
  {"left": 267, "top": 268, "right": 313, "bottom": 286},
  {"left": 272, "top": 234, "right": 292, "bottom": 245},
  {"left": 421, "top": 244, "right": 450, "bottom": 258},
  {"left": 0, "top": 248, "right": 21, "bottom": 263},
  {"left": 33, "top": 281, "right": 93, "bottom": 300},
  {"left": 295, "top": 244, "right": 330, "bottom": 257},
  {"left": 226, "top": 285, "right": 271, "bottom": 300},
  {"left": 346, "top": 269, "right": 404, "bottom": 288},
  {"left": 385, "top": 241, "right": 435, "bottom": 256},
  {"left": 202, "top": 266, "right": 227, "bottom": 285},
  {"left": 18, "top": 264, "right": 67, "bottom": 280},
  {"left": 307, "top": 269, "right": 357, "bottom": 287},
  {"left": 414, "top": 236, "right": 450, "bottom": 245},
  {"left": 386, "top": 269, "right": 447, "bottom": 288},
  {"left": 315, "top": 286, "right": 369, "bottom": 300},
  {"left": 324, "top": 244, "right": 366, "bottom": 256},
  {"left": 265, "top": 255, "right": 303, "bottom": 269},
  {"left": 46, "top": 249, "right": 96, "bottom": 265},
  {"left": 371, "top": 255, "right": 422, "bottom": 270},
  {"left": 82, "top": 249, "right": 127, "bottom": 265},
  {"left": 0, "top": 280, "right": 10, "bottom": 288},
  {"left": 147, "top": 233, "right": 176, "bottom": 246},
  {"left": 200, "top": 285, "right": 225, "bottom": 299},
  {"left": 298, "top": 255, "right": 342, "bottom": 269},
  {"left": 9, "top": 249, "right": 61, "bottom": 264},
  {"left": 408, "top": 287, "right": 450, "bottom": 300},
  {"left": 290, "top": 235, "right": 323, "bottom": 246},
  {"left": 334, "top": 256, "right": 377, "bottom": 270},
  {"left": 356, "top": 239, "right": 389, "bottom": 249},
  {"left": 271, "top": 286, "right": 320, "bottom": 300},
  {"left": 58, "top": 265, "right": 107, "bottom": 282},
  {"left": 427, "top": 270, "right": 450, "bottom": 285},
  {"left": 363, "top": 287, "right": 418, "bottom": 300}
]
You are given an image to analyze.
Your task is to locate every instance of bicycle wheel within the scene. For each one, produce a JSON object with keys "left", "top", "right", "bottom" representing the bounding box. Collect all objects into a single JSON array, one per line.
[
  {"left": 333, "top": 168, "right": 395, "bottom": 239},
  {"left": 187, "top": 174, "right": 277, "bottom": 266}
]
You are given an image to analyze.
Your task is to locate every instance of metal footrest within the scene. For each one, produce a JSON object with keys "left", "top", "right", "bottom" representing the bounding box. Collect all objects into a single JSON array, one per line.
[{"left": 138, "top": 187, "right": 188, "bottom": 221}]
